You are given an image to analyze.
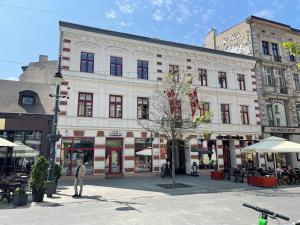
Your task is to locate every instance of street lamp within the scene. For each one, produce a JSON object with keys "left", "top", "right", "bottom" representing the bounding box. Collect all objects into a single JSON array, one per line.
[{"left": 46, "top": 55, "right": 63, "bottom": 197}]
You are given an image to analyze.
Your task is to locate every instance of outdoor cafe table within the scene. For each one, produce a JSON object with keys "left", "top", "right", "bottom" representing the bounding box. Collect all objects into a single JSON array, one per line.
[{"left": 247, "top": 175, "right": 277, "bottom": 188}]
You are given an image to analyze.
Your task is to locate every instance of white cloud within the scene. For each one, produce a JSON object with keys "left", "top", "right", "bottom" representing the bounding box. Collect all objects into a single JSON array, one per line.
[
  {"left": 151, "top": 0, "right": 164, "bottom": 6},
  {"left": 254, "top": 9, "right": 275, "bottom": 19},
  {"left": 120, "top": 21, "right": 132, "bottom": 27},
  {"left": 105, "top": 10, "right": 116, "bottom": 19},
  {"left": 201, "top": 9, "right": 215, "bottom": 22},
  {"left": 118, "top": 2, "right": 135, "bottom": 14},
  {"left": 152, "top": 9, "right": 163, "bottom": 21}
]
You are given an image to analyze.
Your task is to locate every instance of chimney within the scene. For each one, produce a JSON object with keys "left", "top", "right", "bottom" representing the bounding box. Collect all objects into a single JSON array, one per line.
[
  {"left": 39, "top": 55, "right": 48, "bottom": 62},
  {"left": 203, "top": 27, "right": 217, "bottom": 49}
]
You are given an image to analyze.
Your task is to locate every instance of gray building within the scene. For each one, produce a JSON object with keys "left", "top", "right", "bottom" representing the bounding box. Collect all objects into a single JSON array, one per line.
[{"left": 204, "top": 15, "right": 300, "bottom": 168}]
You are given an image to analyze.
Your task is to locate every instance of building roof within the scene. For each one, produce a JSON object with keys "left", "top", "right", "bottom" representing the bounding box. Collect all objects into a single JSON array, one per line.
[
  {"left": 0, "top": 80, "right": 55, "bottom": 115},
  {"left": 59, "top": 21, "right": 256, "bottom": 61},
  {"left": 246, "top": 15, "right": 300, "bottom": 33}
]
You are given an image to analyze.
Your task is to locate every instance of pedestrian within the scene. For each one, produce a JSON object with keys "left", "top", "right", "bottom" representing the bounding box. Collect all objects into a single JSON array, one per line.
[{"left": 72, "top": 159, "right": 86, "bottom": 197}]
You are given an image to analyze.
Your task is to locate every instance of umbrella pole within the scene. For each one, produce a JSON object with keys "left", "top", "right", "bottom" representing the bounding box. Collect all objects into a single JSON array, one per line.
[{"left": 274, "top": 153, "right": 277, "bottom": 179}]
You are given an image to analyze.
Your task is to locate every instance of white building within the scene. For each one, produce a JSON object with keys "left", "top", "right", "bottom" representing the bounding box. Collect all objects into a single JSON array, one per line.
[{"left": 56, "top": 21, "right": 261, "bottom": 177}]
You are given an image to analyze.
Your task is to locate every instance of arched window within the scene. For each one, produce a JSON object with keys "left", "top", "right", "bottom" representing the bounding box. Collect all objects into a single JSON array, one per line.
[{"left": 266, "top": 99, "right": 287, "bottom": 126}]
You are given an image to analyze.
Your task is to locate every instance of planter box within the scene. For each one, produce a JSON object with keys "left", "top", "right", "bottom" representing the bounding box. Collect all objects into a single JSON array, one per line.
[
  {"left": 247, "top": 176, "right": 277, "bottom": 188},
  {"left": 211, "top": 171, "right": 224, "bottom": 180},
  {"left": 12, "top": 194, "right": 28, "bottom": 206}
]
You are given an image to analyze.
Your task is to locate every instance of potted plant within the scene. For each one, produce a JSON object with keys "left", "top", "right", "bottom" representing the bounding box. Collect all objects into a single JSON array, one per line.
[
  {"left": 29, "top": 156, "right": 49, "bottom": 202},
  {"left": 202, "top": 130, "right": 213, "bottom": 140},
  {"left": 12, "top": 187, "right": 28, "bottom": 206},
  {"left": 54, "top": 163, "right": 62, "bottom": 193}
]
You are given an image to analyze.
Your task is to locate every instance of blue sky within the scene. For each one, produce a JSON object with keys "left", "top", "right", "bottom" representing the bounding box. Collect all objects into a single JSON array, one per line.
[{"left": 0, "top": 0, "right": 299, "bottom": 80}]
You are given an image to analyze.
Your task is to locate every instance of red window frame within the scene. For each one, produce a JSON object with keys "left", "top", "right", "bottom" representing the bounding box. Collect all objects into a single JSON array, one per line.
[
  {"left": 60, "top": 137, "right": 95, "bottom": 176},
  {"left": 237, "top": 74, "right": 246, "bottom": 91},
  {"left": 80, "top": 52, "right": 94, "bottom": 73},
  {"left": 137, "top": 60, "right": 148, "bottom": 80},
  {"left": 218, "top": 72, "right": 227, "bottom": 88},
  {"left": 240, "top": 105, "right": 249, "bottom": 125},
  {"left": 200, "top": 102, "right": 209, "bottom": 116},
  {"left": 110, "top": 56, "right": 122, "bottom": 77},
  {"left": 137, "top": 97, "right": 149, "bottom": 119},
  {"left": 221, "top": 104, "right": 230, "bottom": 124},
  {"left": 198, "top": 69, "right": 207, "bottom": 86},
  {"left": 77, "top": 92, "right": 93, "bottom": 117},
  {"left": 109, "top": 95, "right": 123, "bottom": 118}
]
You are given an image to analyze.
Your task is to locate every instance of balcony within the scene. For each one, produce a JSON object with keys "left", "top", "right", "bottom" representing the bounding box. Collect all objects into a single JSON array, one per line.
[{"left": 274, "top": 55, "right": 281, "bottom": 62}]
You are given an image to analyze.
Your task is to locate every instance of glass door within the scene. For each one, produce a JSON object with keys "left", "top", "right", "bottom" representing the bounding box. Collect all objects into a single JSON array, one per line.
[{"left": 109, "top": 148, "right": 122, "bottom": 174}]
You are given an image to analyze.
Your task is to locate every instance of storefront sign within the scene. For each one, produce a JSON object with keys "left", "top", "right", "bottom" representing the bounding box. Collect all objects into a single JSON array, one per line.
[
  {"left": 109, "top": 130, "right": 123, "bottom": 137},
  {"left": 264, "top": 127, "right": 300, "bottom": 134}
]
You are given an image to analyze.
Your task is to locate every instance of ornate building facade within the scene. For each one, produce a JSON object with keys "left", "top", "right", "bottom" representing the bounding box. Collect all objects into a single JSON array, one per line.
[
  {"left": 204, "top": 15, "right": 300, "bottom": 168},
  {"left": 56, "top": 21, "right": 261, "bottom": 177}
]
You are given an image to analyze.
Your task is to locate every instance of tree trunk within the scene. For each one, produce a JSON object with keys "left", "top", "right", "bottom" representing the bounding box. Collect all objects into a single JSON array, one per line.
[{"left": 171, "top": 137, "right": 176, "bottom": 189}]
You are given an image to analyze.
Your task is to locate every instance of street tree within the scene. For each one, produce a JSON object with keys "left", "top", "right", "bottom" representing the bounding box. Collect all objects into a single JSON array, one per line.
[
  {"left": 283, "top": 41, "right": 300, "bottom": 69},
  {"left": 139, "top": 70, "right": 212, "bottom": 188}
]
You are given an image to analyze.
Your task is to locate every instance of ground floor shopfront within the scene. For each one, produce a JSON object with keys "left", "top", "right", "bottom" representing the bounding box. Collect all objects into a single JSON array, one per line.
[
  {"left": 262, "top": 126, "right": 300, "bottom": 169},
  {"left": 55, "top": 128, "right": 261, "bottom": 176}
]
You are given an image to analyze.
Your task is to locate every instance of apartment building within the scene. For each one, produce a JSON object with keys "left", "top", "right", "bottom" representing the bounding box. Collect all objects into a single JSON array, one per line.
[
  {"left": 204, "top": 15, "right": 300, "bottom": 168},
  {"left": 56, "top": 21, "right": 261, "bottom": 177}
]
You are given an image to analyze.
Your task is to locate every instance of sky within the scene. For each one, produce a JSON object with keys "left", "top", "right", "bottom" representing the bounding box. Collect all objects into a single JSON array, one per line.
[{"left": 0, "top": 0, "right": 300, "bottom": 80}]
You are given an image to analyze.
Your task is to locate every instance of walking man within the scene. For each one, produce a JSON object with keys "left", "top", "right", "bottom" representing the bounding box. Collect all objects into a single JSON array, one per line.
[{"left": 72, "top": 159, "right": 86, "bottom": 197}]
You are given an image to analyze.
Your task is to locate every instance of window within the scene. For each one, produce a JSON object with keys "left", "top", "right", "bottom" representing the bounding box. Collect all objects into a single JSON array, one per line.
[
  {"left": 80, "top": 52, "right": 94, "bottom": 73},
  {"left": 169, "top": 65, "right": 179, "bottom": 82},
  {"left": 263, "top": 67, "right": 274, "bottom": 86},
  {"left": 199, "top": 102, "right": 209, "bottom": 116},
  {"left": 294, "top": 74, "right": 300, "bottom": 91},
  {"left": 289, "top": 53, "right": 296, "bottom": 62},
  {"left": 198, "top": 69, "right": 207, "bottom": 86},
  {"left": 218, "top": 72, "right": 227, "bottom": 88},
  {"left": 109, "top": 95, "right": 122, "bottom": 118},
  {"left": 267, "top": 100, "right": 287, "bottom": 127},
  {"left": 78, "top": 92, "right": 93, "bottom": 117},
  {"left": 22, "top": 95, "right": 34, "bottom": 105},
  {"left": 137, "top": 97, "right": 149, "bottom": 119},
  {"left": 296, "top": 103, "right": 300, "bottom": 126},
  {"left": 137, "top": 60, "right": 148, "bottom": 80},
  {"left": 221, "top": 104, "right": 230, "bottom": 124},
  {"left": 272, "top": 43, "right": 281, "bottom": 62},
  {"left": 175, "top": 100, "right": 182, "bottom": 127},
  {"left": 240, "top": 105, "right": 249, "bottom": 125},
  {"left": 237, "top": 74, "right": 246, "bottom": 91},
  {"left": 110, "top": 56, "right": 122, "bottom": 76},
  {"left": 275, "top": 69, "right": 286, "bottom": 88},
  {"left": 262, "top": 41, "right": 269, "bottom": 55}
]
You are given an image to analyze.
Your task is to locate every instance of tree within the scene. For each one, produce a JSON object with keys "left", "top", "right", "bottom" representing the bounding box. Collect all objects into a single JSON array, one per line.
[
  {"left": 139, "top": 71, "right": 212, "bottom": 188},
  {"left": 283, "top": 41, "right": 300, "bottom": 69}
]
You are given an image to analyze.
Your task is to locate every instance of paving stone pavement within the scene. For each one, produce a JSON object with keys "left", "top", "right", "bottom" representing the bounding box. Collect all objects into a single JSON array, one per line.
[{"left": 0, "top": 175, "right": 300, "bottom": 225}]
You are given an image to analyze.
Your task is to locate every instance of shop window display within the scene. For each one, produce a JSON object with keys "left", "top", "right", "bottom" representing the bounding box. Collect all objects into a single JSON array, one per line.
[
  {"left": 61, "top": 137, "right": 94, "bottom": 176},
  {"left": 135, "top": 138, "right": 152, "bottom": 172}
]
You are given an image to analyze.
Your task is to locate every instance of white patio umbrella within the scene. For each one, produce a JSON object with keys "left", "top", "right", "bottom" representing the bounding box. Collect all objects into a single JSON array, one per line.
[
  {"left": 0, "top": 137, "right": 19, "bottom": 147},
  {"left": 0, "top": 141, "right": 39, "bottom": 158},
  {"left": 241, "top": 136, "right": 300, "bottom": 178},
  {"left": 136, "top": 148, "right": 152, "bottom": 156}
]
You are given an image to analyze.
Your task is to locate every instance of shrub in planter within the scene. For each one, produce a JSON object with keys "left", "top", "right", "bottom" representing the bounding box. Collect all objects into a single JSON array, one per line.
[
  {"left": 54, "top": 163, "right": 62, "bottom": 193},
  {"left": 29, "top": 156, "right": 49, "bottom": 202},
  {"left": 13, "top": 187, "right": 28, "bottom": 206}
]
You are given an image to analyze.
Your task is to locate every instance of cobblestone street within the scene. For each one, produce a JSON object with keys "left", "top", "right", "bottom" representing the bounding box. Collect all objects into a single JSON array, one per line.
[{"left": 0, "top": 175, "right": 300, "bottom": 225}]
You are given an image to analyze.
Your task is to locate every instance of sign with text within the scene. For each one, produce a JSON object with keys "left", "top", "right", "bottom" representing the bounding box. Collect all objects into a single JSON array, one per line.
[
  {"left": 108, "top": 130, "right": 123, "bottom": 137},
  {"left": 264, "top": 127, "right": 300, "bottom": 134}
]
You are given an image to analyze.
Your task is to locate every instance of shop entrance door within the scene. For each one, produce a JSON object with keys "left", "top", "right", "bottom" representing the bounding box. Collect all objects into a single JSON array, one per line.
[
  {"left": 107, "top": 147, "right": 122, "bottom": 174},
  {"left": 106, "top": 138, "right": 123, "bottom": 174}
]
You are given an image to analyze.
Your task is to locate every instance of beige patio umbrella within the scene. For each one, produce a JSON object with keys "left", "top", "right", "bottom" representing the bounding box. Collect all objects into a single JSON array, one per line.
[
  {"left": 0, "top": 137, "right": 19, "bottom": 147},
  {"left": 241, "top": 136, "right": 300, "bottom": 177}
]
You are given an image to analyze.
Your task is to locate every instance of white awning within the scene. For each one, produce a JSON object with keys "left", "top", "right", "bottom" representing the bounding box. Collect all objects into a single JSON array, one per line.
[
  {"left": 0, "top": 137, "right": 19, "bottom": 147},
  {"left": 241, "top": 136, "right": 300, "bottom": 153}
]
